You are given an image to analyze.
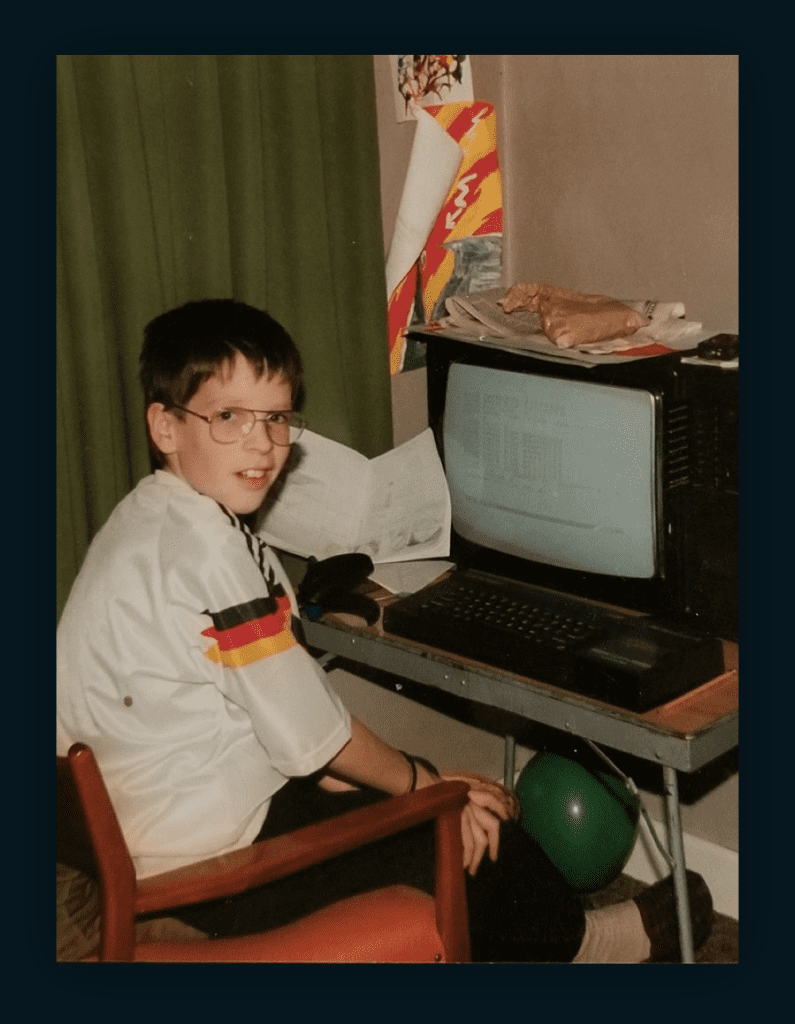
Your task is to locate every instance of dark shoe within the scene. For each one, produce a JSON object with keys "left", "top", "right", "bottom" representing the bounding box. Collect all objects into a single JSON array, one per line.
[{"left": 633, "top": 870, "right": 713, "bottom": 962}]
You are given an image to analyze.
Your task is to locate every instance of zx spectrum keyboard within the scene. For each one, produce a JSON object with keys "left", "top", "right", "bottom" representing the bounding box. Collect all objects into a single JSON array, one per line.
[{"left": 382, "top": 569, "right": 724, "bottom": 712}]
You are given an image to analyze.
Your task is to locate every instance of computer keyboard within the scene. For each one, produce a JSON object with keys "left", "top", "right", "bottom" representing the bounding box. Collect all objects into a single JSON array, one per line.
[{"left": 382, "top": 568, "right": 725, "bottom": 712}]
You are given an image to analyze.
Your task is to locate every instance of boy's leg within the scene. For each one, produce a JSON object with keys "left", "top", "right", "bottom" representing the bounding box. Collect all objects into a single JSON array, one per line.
[
  {"left": 171, "top": 777, "right": 434, "bottom": 938},
  {"left": 464, "top": 818, "right": 587, "bottom": 962},
  {"left": 171, "top": 775, "right": 587, "bottom": 962},
  {"left": 169, "top": 776, "right": 708, "bottom": 962}
]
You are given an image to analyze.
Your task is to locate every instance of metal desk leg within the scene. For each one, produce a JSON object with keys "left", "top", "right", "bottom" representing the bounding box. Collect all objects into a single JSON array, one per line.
[
  {"left": 503, "top": 735, "right": 516, "bottom": 791},
  {"left": 663, "top": 765, "right": 695, "bottom": 963}
]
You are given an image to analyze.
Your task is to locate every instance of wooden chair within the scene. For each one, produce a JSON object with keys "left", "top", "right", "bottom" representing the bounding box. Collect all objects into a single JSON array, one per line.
[{"left": 57, "top": 743, "right": 471, "bottom": 962}]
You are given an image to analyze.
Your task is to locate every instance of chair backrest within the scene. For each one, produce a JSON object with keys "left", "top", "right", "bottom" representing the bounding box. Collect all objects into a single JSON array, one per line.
[{"left": 57, "top": 744, "right": 138, "bottom": 960}]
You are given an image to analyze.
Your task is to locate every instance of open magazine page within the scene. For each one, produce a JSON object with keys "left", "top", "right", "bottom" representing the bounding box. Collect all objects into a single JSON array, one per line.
[
  {"left": 256, "top": 428, "right": 450, "bottom": 564},
  {"left": 256, "top": 431, "right": 370, "bottom": 559},
  {"left": 357, "top": 429, "right": 451, "bottom": 563}
]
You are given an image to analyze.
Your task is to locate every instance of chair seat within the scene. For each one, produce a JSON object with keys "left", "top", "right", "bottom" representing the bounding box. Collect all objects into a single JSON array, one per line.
[{"left": 132, "top": 886, "right": 444, "bottom": 962}]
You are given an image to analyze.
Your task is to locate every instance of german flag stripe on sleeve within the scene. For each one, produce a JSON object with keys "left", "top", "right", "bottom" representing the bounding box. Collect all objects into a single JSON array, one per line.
[{"left": 202, "top": 594, "right": 296, "bottom": 668}]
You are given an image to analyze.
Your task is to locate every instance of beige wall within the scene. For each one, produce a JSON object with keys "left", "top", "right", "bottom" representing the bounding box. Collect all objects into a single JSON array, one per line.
[
  {"left": 358, "top": 55, "right": 738, "bottom": 858},
  {"left": 500, "top": 55, "right": 738, "bottom": 330}
]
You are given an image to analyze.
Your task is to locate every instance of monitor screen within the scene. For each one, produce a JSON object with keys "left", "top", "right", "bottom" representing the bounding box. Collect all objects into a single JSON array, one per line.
[{"left": 442, "top": 362, "right": 659, "bottom": 580}]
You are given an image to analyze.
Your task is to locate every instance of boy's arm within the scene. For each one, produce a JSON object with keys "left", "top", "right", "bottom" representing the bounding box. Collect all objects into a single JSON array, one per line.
[
  {"left": 324, "top": 716, "right": 437, "bottom": 795},
  {"left": 323, "top": 716, "right": 515, "bottom": 876}
]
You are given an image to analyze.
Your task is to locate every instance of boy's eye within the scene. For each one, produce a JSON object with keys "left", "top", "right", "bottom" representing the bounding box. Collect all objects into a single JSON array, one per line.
[
  {"left": 216, "top": 408, "right": 240, "bottom": 423},
  {"left": 265, "top": 412, "right": 290, "bottom": 425}
]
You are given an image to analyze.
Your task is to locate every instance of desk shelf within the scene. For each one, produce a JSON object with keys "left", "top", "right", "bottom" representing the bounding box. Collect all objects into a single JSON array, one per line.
[{"left": 302, "top": 617, "right": 738, "bottom": 775}]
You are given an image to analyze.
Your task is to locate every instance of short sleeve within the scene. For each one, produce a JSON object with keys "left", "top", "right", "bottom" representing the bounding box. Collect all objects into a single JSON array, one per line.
[{"left": 163, "top": 499, "right": 351, "bottom": 777}]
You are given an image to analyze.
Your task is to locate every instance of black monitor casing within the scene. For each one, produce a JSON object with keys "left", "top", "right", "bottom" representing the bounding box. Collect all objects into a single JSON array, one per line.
[{"left": 419, "top": 331, "right": 738, "bottom": 641}]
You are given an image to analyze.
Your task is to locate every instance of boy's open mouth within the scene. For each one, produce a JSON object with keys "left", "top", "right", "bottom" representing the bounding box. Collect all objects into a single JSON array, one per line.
[{"left": 237, "top": 469, "right": 270, "bottom": 487}]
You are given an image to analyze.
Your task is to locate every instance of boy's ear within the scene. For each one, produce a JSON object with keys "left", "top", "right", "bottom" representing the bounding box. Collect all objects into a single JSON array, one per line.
[{"left": 146, "top": 403, "right": 180, "bottom": 457}]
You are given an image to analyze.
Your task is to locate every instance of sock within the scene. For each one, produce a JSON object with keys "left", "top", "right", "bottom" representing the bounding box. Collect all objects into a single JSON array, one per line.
[{"left": 572, "top": 900, "right": 652, "bottom": 963}]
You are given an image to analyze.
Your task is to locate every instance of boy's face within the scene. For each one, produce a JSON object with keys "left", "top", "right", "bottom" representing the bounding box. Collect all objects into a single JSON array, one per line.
[{"left": 149, "top": 354, "right": 295, "bottom": 515}]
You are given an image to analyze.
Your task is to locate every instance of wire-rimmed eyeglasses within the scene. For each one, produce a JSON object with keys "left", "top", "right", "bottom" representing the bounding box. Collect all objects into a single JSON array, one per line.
[{"left": 169, "top": 406, "right": 306, "bottom": 446}]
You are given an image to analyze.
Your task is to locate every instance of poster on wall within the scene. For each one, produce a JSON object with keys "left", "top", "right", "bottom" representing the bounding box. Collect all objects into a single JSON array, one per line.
[
  {"left": 390, "top": 55, "right": 474, "bottom": 122},
  {"left": 386, "top": 96, "right": 504, "bottom": 374}
]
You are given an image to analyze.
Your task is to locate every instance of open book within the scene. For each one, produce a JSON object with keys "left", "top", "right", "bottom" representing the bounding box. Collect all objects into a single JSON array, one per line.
[{"left": 256, "top": 428, "right": 451, "bottom": 564}]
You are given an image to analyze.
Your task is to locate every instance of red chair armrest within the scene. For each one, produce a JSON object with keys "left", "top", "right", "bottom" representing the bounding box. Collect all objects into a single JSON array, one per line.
[{"left": 135, "top": 781, "right": 469, "bottom": 916}]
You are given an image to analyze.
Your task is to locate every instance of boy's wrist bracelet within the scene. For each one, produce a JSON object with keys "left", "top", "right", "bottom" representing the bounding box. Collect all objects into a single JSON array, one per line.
[{"left": 400, "top": 751, "right": 439, "bottom": 793}]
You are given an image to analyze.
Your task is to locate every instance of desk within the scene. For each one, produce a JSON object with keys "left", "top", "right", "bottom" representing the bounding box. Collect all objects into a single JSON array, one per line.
[{"left": 302, "top": 605, "right": 738, "bottom": 964}]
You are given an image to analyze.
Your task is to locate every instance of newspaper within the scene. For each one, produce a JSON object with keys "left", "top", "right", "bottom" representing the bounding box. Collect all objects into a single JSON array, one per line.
[
  {"left": 440, "top": 288, "right": 544, "bottom": 338},
  {"left": 256, "top": 428, "right": 451, "bottom": 564},
  {"left": 430, "top": 288, "right": 705, "bottom": 365}
]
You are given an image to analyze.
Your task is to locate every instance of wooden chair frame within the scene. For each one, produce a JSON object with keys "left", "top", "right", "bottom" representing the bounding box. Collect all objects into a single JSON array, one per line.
[{"left": 57, "top": 743, "right": 471, "bottom": 962}]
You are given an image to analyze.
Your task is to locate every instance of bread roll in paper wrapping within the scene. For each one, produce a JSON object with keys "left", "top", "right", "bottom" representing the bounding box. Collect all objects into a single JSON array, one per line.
[{"left": 499, "top": 282, "right": 649, "bottom": 348}]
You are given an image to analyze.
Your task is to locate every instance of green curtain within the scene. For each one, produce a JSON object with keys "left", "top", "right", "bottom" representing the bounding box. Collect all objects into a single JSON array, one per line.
[{"left": 57, "top": 55, "right": 393, "bottom": 619}]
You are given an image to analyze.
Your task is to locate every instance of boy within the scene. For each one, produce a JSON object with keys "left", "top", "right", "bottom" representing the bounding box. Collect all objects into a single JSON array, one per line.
[{"left": 57, "top": 299, "right": 711, "bottom": 961}]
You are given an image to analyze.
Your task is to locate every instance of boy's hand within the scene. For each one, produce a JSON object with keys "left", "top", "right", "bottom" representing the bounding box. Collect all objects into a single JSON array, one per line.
[
  {"left": 441, "top": 771, "right": 520, "bottom": 820},
  {"left": 441, "top": 771, "right": 520, "bottom": 876}
]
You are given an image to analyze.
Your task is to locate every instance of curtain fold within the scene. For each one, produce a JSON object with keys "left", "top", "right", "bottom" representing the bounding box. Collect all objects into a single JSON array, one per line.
[{"left": 57, "top": 55, "right": 392, "bottom": 619}]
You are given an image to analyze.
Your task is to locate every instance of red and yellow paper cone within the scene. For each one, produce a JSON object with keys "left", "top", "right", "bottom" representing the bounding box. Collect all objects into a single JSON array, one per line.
[{"left": 386, "top": 101, "right": 503, "bottom": 374}]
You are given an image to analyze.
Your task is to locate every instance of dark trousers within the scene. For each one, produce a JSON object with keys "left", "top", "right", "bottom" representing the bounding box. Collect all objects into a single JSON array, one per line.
[{"left": 174, "top": 775, "right": 586, "bottom": 962}]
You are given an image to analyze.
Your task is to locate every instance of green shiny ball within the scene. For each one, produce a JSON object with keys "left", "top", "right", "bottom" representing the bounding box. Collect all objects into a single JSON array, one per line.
[{"left": 516, "top": 751, "right": 640, "bottom": 893}]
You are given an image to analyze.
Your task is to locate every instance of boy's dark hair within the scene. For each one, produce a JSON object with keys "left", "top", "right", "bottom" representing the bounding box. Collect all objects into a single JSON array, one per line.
[{"left": 140, "top": 299, "right": 305, "bottom": 470}]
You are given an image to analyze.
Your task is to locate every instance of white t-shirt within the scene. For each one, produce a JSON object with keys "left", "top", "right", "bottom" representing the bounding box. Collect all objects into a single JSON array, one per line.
[{"left": 57, "top": 470, "right": 351, "bottom": 878}]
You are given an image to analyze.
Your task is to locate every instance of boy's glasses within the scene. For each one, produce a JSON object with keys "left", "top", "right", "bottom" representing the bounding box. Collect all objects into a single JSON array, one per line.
[{"left": 169, "top": 406, "right": 306, "bottom": 446}]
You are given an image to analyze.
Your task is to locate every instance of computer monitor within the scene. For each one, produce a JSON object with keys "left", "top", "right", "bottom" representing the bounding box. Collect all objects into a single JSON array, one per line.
[{"left": 421, "top": 331, "right": 738, "bottom": 638}]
